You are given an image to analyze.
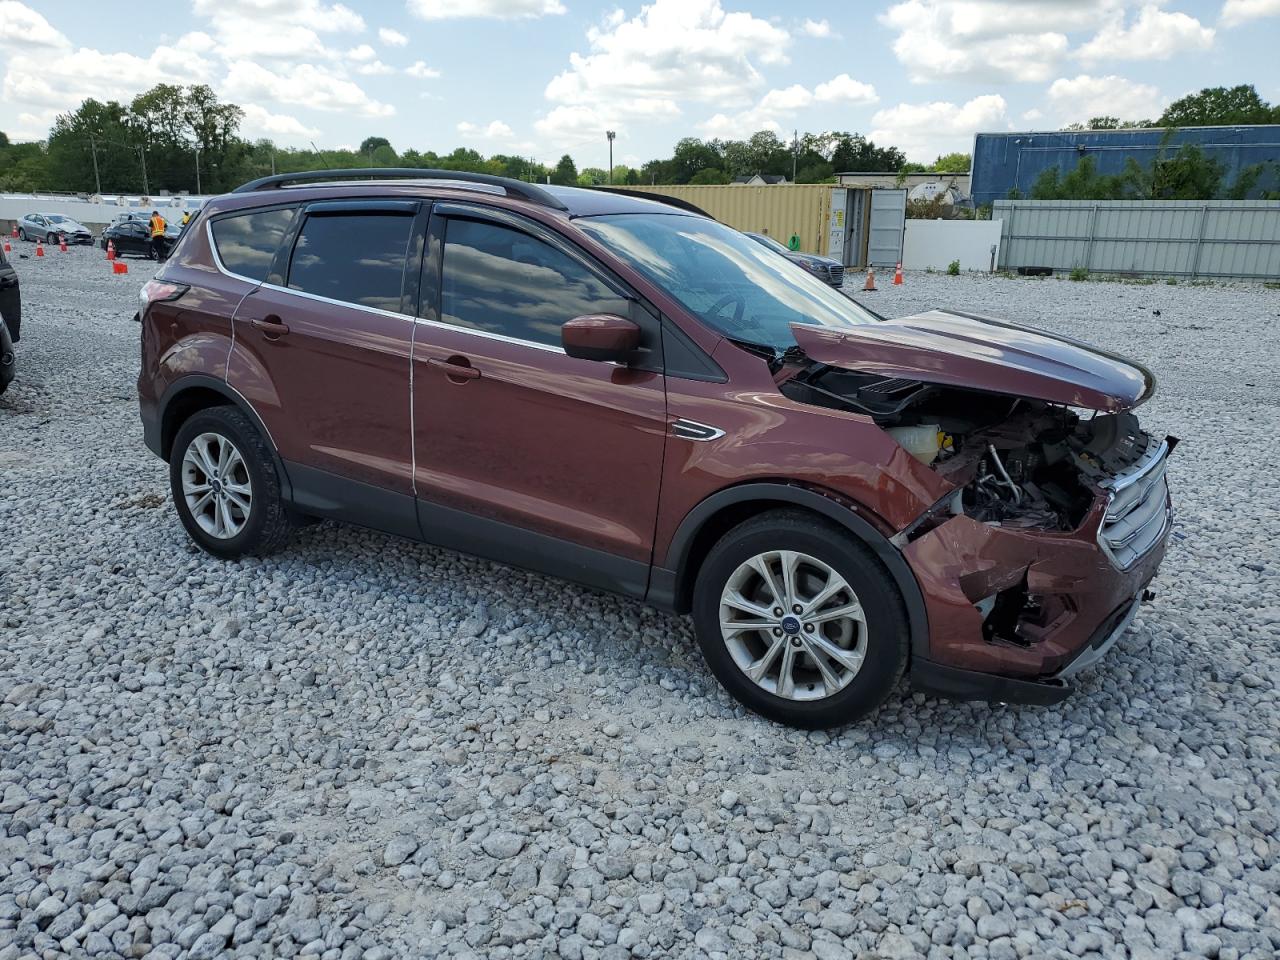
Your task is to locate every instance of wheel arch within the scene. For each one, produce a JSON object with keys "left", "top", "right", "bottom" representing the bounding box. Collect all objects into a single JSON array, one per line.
[
  {"left": 159, "top": 375, "right": 293, "bottom": 500},
  {"left": 650, "top": 482, "right": 929, "bottom": 659}
]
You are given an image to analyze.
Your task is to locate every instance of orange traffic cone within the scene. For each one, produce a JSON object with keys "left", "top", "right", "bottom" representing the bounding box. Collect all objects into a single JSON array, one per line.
[
  {"left": 863, "top": 268, "right": 877, "bottom": 292},
  {"left": 112, "top": 261, "right": 129, "bottom": 275},
  {"left": 2, "top": 238, "right": 10, "bottom": 254},
  {"left": 9, "top": 225, "right": 16, "bottom": 239},
  {"left": 35, "top": 240, "right": 44, "bottom": 258},
  {"left": 59, "top": 234, "right": 68, "bottom": 253},
  {"left": 893, "top": 262, "right": 904, "bottom": 286},
  {"left": 106, "top": 240, "right": 116, "bottom": 261}
]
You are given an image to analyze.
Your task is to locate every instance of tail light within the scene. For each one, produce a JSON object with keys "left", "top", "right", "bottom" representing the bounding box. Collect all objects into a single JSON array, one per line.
[{"left": 139, "top": 280, "right": 188, "bottom": 314}]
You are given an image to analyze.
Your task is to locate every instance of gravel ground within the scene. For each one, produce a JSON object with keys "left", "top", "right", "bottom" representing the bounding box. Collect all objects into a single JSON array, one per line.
[{"left": 2, "top": 247, "right": 1278, "bottom": 960}]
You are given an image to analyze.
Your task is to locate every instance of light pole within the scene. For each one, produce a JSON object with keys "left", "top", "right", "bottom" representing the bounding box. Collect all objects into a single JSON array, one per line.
[
  {"left": 606, "top": 130, "right": 616, "bottom": 184},
  {"left": 195, "top": 145, "right": 202, "bottom": 195}
]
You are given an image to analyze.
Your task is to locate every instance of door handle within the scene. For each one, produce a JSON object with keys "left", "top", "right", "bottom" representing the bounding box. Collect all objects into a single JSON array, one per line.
[
  {"left": 428, "top": 356, "right": 481, "bottom": 381},
  {"left": 251, "top": 315, "right": 290, "bottom": 339}
]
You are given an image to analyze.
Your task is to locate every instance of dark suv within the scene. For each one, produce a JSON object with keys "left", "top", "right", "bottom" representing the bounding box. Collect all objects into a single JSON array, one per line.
[{"left": 138, "top": 170, "right": 1174, "bottom": 728}]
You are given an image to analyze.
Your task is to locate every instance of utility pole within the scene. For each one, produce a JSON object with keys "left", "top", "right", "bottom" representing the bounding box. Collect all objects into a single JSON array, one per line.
[
  {"left": 88, "top": 135, "right": 102, "bottom": 195},
  {"left": 792, "top": 129, "right": 798, "bottom": 182},
  {"left": 138, "top": 147, "right": 149, "bottom": 196},
  {"left": 195, "top": 145, "right": 202, "bottom": 195},
  {"left": 606, "top": 130, "right": 616, "bottom": 184}
]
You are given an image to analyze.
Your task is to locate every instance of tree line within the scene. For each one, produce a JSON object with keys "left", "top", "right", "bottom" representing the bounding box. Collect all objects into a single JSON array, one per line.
[{"left": 0, "top": 83, "right": 1275, "bottom": 199}]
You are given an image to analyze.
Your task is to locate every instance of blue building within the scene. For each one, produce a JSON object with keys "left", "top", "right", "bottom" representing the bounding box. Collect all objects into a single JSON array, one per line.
[{"left": 970, "top": 126, "right": 1280, "bottom": 205}]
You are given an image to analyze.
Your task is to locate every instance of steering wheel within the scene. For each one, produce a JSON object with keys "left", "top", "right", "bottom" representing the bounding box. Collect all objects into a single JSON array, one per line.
[{"left": 707, "top": 293, "right": 747, "bottom": 327}]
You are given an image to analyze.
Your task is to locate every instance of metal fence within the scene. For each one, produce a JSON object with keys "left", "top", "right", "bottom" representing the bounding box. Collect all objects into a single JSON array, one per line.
[{"left": 993, "top": 199, "right": 1280, "bottom": 279}]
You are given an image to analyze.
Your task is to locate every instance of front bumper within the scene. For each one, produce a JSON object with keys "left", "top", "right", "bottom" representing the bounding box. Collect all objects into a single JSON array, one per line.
[
  {"left": 912, "top": 593, "right": 1146, "bottom": 705},
  {"left": 903, "top": 440, "right": 1172, "bottom": 704}
]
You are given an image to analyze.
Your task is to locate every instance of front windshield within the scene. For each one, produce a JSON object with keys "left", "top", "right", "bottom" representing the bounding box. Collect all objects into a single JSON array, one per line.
[{"left": 578, "top": 214, "right": 876, "bottom": 351}]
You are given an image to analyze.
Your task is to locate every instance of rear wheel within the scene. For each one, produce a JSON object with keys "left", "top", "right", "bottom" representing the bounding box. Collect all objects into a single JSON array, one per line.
[
  {"left": 16, "top": 228, "right": 26, "bottom": 242},
  {"left": 169, "top": 406, "right": 294, "bottom": 559},
  {"left": 691, "top": 510, "right": 909, "bottom": 728}
]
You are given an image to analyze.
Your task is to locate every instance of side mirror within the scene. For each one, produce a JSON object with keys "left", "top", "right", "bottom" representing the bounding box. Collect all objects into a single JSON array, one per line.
[{"left": 562, "top": 314, "right": 641, "bottom": 363}]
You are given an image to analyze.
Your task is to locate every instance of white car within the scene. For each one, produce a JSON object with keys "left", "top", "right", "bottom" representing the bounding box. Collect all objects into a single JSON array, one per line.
[{"left": 17, "top": 213, "right": 94, "bottom": 245}]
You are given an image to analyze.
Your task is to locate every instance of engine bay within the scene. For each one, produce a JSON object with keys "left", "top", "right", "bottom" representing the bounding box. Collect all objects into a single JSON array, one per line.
[{"left": 781, "top": 365, "right": 1153, "bottom": 533}]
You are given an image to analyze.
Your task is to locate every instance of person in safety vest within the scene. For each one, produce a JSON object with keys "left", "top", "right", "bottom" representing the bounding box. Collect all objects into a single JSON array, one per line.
[{"left": 149, "top": 211, "right": 167, "bottom": 261}]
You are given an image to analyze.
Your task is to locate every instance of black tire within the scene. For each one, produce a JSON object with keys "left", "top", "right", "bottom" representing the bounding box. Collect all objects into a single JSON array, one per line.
[
  {"left": 46, "top": 232, "right": 57, "bottom": 245},
  {"left": 691, "top": 510, "right": 909, "bottom": 729},
  {"left": 16, "top": 228, "right": 26, "bottom": 242},
  {"left": 169, "top": 405, "right": 294, "bottom": 559}
]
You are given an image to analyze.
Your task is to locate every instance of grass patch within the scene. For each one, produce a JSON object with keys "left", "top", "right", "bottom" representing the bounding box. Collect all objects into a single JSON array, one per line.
[{"left": 1069, "top": 267, "right": 1089, "bottom": 281}]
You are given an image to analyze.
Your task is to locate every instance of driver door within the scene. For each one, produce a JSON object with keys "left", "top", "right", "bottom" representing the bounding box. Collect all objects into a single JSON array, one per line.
[{"left": 410, "top": 205, "right": 667, "bottom": 596}]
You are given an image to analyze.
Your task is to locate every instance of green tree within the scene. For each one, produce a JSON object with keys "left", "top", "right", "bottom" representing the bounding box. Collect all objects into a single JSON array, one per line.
[
  {"left": 689, "top": 167, "right": 730, "bottom": 184},
  {"left": 932, "top": 152, "right": 970, "bottom": 173},
  {"left": 1159, "top": 85, "right": 1280, "bottom": 127},
  {"left": 577, "top": 166, "right": 608, "bottom": 186},
  {"left": 551, "top": 153, "right": 578, "bottom": 186},
  {"left": 360, "top": 136, "right": 392, "bottom": 155}
]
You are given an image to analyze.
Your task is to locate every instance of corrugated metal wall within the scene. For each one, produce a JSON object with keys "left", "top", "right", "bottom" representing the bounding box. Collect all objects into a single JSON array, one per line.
[
  {"left": 993, "top": 200, "right": 1280, "bottom": 279},
  {"left": 623, "top": 184, "right": 835, "bottom": 255}
]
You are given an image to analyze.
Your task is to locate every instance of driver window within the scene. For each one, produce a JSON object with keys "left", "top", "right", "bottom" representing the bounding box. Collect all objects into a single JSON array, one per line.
[{"left": 439, "top": 219, "right": 629, "bottom": 348}]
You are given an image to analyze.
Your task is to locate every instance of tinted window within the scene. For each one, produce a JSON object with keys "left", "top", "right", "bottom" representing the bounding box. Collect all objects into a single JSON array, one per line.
[
  {"left": 211, "top": 207, "right": 296, "bottom": 281},
  {"left": 440, "top": 219, "right": 627, "bottom": 347},
  {"left": 288, "top": 213, "right": 413, "bottom": 312}
]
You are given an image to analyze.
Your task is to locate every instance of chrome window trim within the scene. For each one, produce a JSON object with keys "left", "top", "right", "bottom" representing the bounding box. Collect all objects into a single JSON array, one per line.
[
  {"left": 258, "top": 281, "right": 416, "bottom": 323},
  {"left": 412, "top": 316, "right": 563, "bottom": 354}
]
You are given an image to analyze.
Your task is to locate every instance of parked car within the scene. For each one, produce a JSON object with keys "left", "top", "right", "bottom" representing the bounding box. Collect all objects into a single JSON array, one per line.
[
  {"left": 0, "top": 243, "right": 19, "bottom": 396},
  {"left": 138, "top": 169, "right": 1174, "bottom": 728},
  {"left": 746, "top": 231, "right": 845, "bottom": 287},
  {"left": 16, "top": 213, "right": 93, "bottom": 245},
  {"left": 101, "top": 220, "right": 179, "bottom": 260}
]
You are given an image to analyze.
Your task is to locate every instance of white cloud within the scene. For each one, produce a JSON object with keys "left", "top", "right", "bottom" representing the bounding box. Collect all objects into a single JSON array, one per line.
[
  {"left": 222, "top": 60, "right": 394, "bottom": 116},
  {"left": 0, "top": 1, "right": 69, "bottom": 48},
  {"left": 800, "top": 18, "right": 832, "bottom": 38},
  {"left": 189, "top": 0, "right": 366, "bottom": 60},
  {"left": 879, "top": 0, "right": 1133, "bottom": 82},
  {"left": 814, "top": 74, "right": 878, "bottom": 104},
  {"left": 347, "top": 44, "right": 377, "bottom": 61},
  {"left": 1077, "top": 4, "right": 1213, "bottom": 61},
  {"left": 1047, "top": 74, "right": 1167, "bottom": 123},
  {"left": 240, "top": 103, "right": 320, "bottom": 141},
  {"left": 535, "top": 104, "right": 643, "bottom": 147},
  {"left": 405, "top": 60, "right": 441, "bottom": 78},
  {"left": 698, "top": 74, "right": 877, "bottom": 139},
  {"left": 356, "top": 60, "right": 395, "bottom": 75},
  {"left": 869, "top": 94, "right": 1009, "bottom": 161},
  {"left": 379, "top": 27, "right": 409, "bottom": 46},
  {"left": 545, "top": 0, "right": 791, "bottom": 121},
  {"left": 3, "top": 46, "right": 216, "bottom": 111},
  {"left": 457, "top": 119, "right": 516, "bottom": 140},
  {"left": 408, "top": 0, "right": 566, "bottom": 19},
  {"left": 1220, "top": 0, "right": 1280, "bottom": 26}
]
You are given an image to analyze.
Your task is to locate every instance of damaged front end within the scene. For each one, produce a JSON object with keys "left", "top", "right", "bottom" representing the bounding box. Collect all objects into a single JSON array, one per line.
[{"left": 782, "top": 314, "right": 1176, "bottom": 703}]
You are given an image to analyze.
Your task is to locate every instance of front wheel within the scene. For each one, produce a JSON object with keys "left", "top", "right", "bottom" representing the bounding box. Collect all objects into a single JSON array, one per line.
[
  {"left": 46, "top": 233, "right": 58, "bottom": 245},
  {"left": 169, "top": 406, "right": 294, "bottom": 559},
  {"left": 691, "top": 510, "right": 909, "bottom": 729},
  {"left": 16, "top": 228, "right": 26, "bottom": 242}
]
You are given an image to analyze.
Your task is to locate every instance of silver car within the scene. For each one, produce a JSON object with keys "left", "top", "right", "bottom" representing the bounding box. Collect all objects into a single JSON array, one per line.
[{"left": 17, "top": 213, "right": 94, "bottom": 245}]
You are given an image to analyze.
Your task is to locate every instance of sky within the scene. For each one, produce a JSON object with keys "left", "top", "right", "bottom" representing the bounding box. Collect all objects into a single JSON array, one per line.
[{"left": 1, "top": 0, "right": 1278, "bottom": 169}]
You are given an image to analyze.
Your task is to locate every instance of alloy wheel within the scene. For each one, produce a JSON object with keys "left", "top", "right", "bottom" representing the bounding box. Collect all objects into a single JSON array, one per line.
[
  {"left": 719, "top": 550, "right": 867, "bottom": 701},
  {"left": 181, "top": 432, "right": 252, "bottom": 540}
]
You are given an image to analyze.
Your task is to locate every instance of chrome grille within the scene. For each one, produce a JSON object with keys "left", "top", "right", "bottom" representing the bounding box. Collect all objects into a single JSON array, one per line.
[
  {"left": 829, "top": 265, "right": 845, "bottom": 286},
  {"left": 1098, "top": 438, "right": 1171, "bottom": 569}
]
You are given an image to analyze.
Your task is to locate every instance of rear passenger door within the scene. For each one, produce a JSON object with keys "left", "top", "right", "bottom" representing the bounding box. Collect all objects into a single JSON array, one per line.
[
  {"left": 410, "top": 203, "right": 667, "bottom": 596},
  {"left": 228, "top": 200, "right": 425, "bottom": 536}
]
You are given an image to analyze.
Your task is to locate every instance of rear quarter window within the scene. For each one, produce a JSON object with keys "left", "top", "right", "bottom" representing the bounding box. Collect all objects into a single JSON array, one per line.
[{"left": 210, "top": 207, "right": 297, "bottom": 281}]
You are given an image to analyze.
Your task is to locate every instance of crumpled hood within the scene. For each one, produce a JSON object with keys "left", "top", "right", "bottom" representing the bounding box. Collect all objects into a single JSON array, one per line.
[{"left": 791, "top": 309, "right": 1155, "bottom": 412}]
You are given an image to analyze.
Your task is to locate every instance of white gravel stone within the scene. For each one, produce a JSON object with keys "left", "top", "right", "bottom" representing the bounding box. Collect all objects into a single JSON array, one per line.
[{"left": 2, "top": 252, "right": 1278, "bottom": 958}]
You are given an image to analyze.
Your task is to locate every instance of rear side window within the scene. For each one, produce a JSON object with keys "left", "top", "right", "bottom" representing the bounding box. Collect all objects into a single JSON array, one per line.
[
  {"left": 287, "top": 213, "right": 414, "bottom": 312},
  {"left": 210, "top": 208, "right": 296, "bottom": 281},
  {"left": 440, "top": 219, "right": 628, "bottom": 347}
]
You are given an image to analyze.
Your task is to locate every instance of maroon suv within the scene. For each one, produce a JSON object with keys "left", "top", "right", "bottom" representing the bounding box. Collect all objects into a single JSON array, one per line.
[{"left": 138, "top": 169, "right": 1173, "bottom": 728}]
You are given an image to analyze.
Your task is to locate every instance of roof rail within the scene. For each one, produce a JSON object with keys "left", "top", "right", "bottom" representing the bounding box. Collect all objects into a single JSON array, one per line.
[
  {"left": 592, "top": 187, "right": 712, "bottom": 218},
  {"left": 231, "top": 168, "right": 569, "bottom": 211}
]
